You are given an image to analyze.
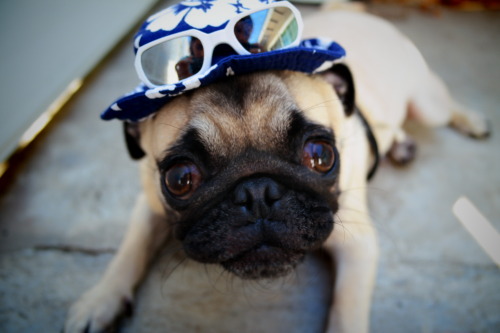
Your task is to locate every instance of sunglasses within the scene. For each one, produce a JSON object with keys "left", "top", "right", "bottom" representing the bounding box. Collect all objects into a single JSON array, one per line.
[{"left": 135, "top": 1, "right": 303, "bottom": 88}]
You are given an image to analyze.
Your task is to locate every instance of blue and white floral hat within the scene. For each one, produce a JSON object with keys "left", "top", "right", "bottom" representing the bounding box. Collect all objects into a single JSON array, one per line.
[{"left": 102, "top": 0, "right": 346, "bottom": 122}]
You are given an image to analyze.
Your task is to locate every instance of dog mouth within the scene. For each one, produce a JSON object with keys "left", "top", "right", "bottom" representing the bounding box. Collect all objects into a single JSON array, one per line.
[
  {"left": 221, "top": 244, "right": 306, "bottom": 279},
  {"left": 179, "top": 176, "right": 336, "bottom": 280}
]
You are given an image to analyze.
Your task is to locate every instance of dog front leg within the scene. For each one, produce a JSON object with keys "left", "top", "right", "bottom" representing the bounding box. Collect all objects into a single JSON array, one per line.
[
  {"left": 64, "top": 193, "right": 169, "bottom": 333},
  {"left": 324, "top": 192, "right": 379, "bottom": 333}
]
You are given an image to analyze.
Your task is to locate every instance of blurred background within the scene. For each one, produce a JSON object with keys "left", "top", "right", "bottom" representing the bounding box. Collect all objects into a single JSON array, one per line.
[{"left": 0, "top": 0, "right": 499, "bottom": 332}]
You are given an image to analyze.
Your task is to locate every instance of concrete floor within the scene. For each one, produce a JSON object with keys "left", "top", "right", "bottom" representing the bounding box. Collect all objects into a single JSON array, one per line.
[{"left": 1, "top": 2, "right": 499, "bottom": 333}]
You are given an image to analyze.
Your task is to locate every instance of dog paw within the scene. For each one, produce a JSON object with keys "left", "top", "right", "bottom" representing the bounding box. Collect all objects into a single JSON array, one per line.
[
  {"left": 450, "top": 109, "right": 491, "bottom": 139},
  {"left": 64, "top": 283, "right": 133, "bottom": 333},
  {"left": 388, "top": 136, "right": 417, "bottom": 166}
]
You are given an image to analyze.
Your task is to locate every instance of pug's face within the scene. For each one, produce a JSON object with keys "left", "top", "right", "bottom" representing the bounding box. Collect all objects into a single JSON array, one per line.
[{"left": 131, "top": 70, "right": 349, "bottom": 279}]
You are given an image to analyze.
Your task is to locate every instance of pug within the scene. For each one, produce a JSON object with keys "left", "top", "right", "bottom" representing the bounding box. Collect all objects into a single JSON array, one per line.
[{"left": 64, "top": 7, "right": 489, "bottom": 333}]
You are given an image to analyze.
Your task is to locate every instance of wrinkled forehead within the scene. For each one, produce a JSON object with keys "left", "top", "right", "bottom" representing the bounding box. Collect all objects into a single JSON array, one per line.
[
  {"left": 147, "top": 71, "right": 343, "bottom": 159},
  {"left": 186, "top": 73, "right": 297, "bottom": 158}
]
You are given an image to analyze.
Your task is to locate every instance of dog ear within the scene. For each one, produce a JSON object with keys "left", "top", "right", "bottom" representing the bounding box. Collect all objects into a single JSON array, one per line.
[
  {"left": 320, "top": 63, "right": 356, "bottom": 117},
  {"left": 123, "top": 122, "right": 145, "bottom": 160}
]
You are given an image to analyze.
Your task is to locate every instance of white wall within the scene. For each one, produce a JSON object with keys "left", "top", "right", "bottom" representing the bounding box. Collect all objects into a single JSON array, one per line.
[{"left": 0, "top": 0, "right": 159, "bottom": 163}]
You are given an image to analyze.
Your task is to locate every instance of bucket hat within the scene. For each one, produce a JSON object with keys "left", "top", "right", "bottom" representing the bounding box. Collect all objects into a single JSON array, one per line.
[{"left": 102, "top": 0, "right": 345, "bottom": 122}]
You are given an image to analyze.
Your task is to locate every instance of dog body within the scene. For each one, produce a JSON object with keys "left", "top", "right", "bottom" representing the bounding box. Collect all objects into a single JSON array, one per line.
[
  {"left": 65, "top": 10, "right": 488, "bottom": 333},
  {"left": 305, "top": 11, "right": 487, "bottom": 154}
]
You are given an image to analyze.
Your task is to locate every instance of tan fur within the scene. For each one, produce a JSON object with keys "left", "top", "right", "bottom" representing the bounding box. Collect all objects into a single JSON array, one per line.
[
  {"left": 304, "top": 10, "right": 488, "bottom": 153},
  {"left": 188, "top": 74, "right": 296, "bottom": 157}
]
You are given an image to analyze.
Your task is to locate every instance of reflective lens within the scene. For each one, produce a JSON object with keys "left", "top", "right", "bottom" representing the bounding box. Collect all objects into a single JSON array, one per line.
[
  {"left": 141, "top": 36, "right": 205, "bottom": 85},
  {"left": 234, "top": 7, "right": 298, "bottom": 53},
  {"left": 139, "top": 6, "right": 300, "bottom": 86}
]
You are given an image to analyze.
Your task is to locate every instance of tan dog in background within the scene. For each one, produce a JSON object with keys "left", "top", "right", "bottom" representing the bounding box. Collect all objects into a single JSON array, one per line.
[{"left": 65, "top": 10, "right": 489, "bottom": 333}]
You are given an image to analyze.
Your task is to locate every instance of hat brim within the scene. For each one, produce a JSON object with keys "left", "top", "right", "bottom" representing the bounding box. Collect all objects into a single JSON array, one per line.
[{"left": 102, "top": 40, "right": 345, "bottom": 122}]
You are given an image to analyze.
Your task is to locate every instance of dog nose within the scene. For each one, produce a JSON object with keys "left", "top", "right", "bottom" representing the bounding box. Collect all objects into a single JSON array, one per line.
[{"left": 233, "top": 177, "right": 284, "bottom": 218}]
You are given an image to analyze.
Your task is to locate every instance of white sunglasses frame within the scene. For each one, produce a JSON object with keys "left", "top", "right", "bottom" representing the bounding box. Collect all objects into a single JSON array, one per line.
[{"left": 135, "top": 1, "right": 304, "bottom": 88}]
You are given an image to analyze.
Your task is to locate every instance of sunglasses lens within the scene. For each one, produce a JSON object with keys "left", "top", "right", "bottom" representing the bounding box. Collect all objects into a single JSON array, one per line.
[
  {"left": 234, "top": 7, "right": 299, "bottom": 54},
  {"left": 141, "top": 36, "right": 205, "bottom": 85},
  {"left": 139, "top": 6, "right": 301, "bottom": 86}
]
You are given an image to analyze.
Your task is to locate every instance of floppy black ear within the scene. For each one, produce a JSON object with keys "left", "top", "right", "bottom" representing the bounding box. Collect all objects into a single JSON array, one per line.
[
  {"left": 321, "top": 63, "right": 356, "bottom": 117},
  {"left": 123, "top": 122, "right": 145, "bottom": 160}
]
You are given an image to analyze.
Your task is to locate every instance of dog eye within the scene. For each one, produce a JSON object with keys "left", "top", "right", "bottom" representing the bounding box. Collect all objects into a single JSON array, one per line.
[
  {"left": 302, "top": 140, "right": 336, "bottom": 173},
  {"left": 164, "top": 162, "right": 202, "bottom": 199}
]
